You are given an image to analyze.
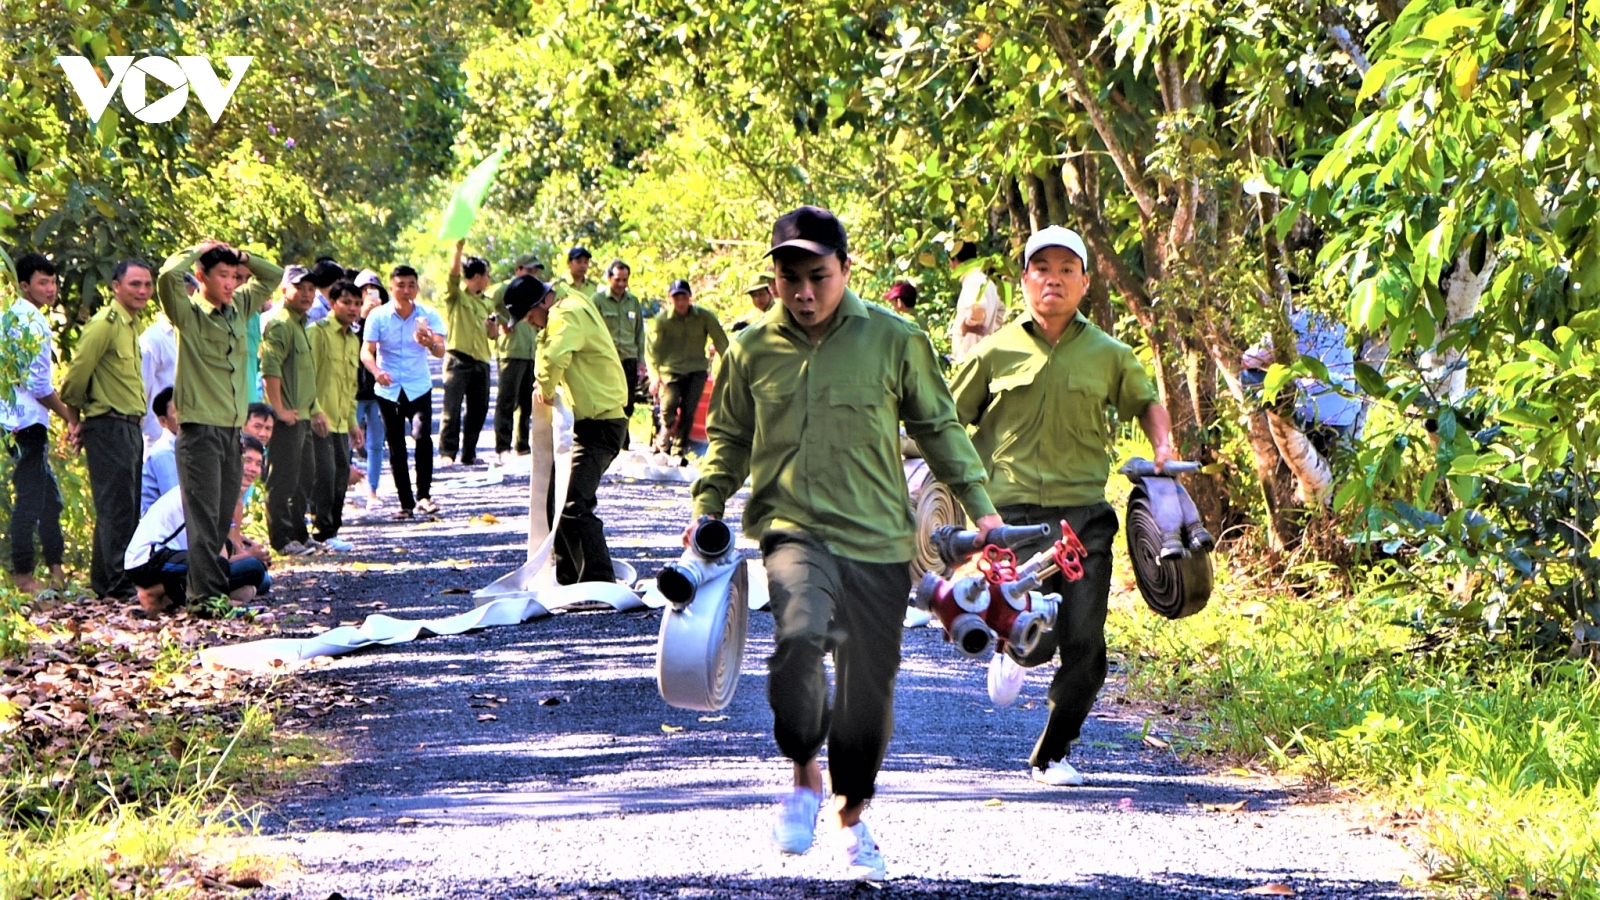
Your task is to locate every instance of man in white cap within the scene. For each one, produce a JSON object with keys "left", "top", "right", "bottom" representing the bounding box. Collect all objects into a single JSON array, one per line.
[{"left": 950, "top": 225, "right": 1174, "bottom": 788}]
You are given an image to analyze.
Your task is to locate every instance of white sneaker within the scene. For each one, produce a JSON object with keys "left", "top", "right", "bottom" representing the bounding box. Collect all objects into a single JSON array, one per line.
[
  {"left": 834, "top": 821, "right": 887, "bottom": 881},
  {"left": 321, "top": 537, "right": 355, "bottom": 553},
  {"left": 365, "top": 493, "right": 384, "bottom": 509},
  {"left": 1032, "top": 758, "right": 1086, "bottom": 786},
  {"left": 771, "top": 788, "right": 822, "bottom": 855},
  {"left": 988, "top": 651, "right": 1025, "bottom": 708}
]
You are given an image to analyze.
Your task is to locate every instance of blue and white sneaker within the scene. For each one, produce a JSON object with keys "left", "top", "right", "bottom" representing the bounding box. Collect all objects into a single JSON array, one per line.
[
  {"left": 771, "top": 787, "right": 823, "bottom": 855},
  {"left": 835, "top": 821, "right": 887, "bottom": 881}
]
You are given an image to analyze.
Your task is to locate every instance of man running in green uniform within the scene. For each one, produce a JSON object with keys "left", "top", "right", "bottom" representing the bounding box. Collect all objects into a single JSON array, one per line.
[
  {"left": 951, "top": 225, "right": 1173, "bottom": 787},
  {"left": 646, "top": 279, "right": 727, "bottom": 460},
  {"left": 689, "top": 206, "right": 1002, "bottom": 881}
]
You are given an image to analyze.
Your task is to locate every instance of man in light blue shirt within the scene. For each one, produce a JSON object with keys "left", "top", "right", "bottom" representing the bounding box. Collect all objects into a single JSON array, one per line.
[
  {"left": 141, "top": 386, "right": 180, "bottom": 514},
  {"left": 359, "top": 264, "right": 447, "bottom": 519}
]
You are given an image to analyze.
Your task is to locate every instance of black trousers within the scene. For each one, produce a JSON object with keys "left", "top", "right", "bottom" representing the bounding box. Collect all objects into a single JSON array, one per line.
[
  {"left": 440, "top": 350, "right": 490, "bottom": 463},
  {"left": 657, "top": 370, "right": 707, "bottom": 456},
  {"left": 619, "top": 357, "right": 641, "bottom": 449},
  {"left": 379, "top": 390, "right": 433, "bottom": 512},
  {"left": 6, "top": 424, "right": 63, "bottom": 575},
  {"left": 265, "top": 419, "right": 312, "bottom": 550},
  {"left": 176, "top": 423, "right": 242, "bottom": 604},
  {"left": 1004, "top": 502, "right": 1120, "bottom": 769},
  {"left": 310, "top": 432, "right": 350, "bottom": 540},
  {"left": 494, "top": 357, "right": 535, "bottom": 455},
  {"left": 761, "top": 530, "right": 911, "bottom": 806},
  {"left": 82, "top": 415, "right": 143, "bottom": 598},
  {"left": 544, "top": 417, "right": 626, "bottom": 585}
]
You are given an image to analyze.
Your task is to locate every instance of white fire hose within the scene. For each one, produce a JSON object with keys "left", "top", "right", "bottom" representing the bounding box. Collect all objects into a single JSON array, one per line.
[{"left": 200, "top": 395, "right": 644, "bottom": 672}]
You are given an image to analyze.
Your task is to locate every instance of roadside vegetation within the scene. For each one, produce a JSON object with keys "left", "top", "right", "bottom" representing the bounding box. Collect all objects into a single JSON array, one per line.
[{"left": 1, "top": 0, "right": 1595, "bottom": 896}]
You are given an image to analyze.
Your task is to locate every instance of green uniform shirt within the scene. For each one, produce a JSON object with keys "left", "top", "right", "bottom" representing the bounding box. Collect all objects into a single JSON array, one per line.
[
  {"left": 158, "top": 248, "right": 283, "bottom": 428},
  {"left": 488, "top": 281, "right": 538, "bottom": 361},
  {"left": 555, "top": 277, "right": 599, "bottom": 304},
  {"left": 443, "top": 271, "right": 495, "bottom": 362},
  {"left": 259, "top": 307, "right": 320, "bottom": 418},
  {"left": 60, "top": 301, "right": 145, "bottom": 418},
  {"left": 589, "top": 287, "right": 645, "bottom": 362},
  {"left": 647, "top": 304, "right": 729, "bottom": 377},
  {"left": 536, "top": 295, "right": 628, "bottom": 422},
  {"left": 308, "top": 317, "right": 360, "bottom": 433},
  {"left": 951, "top": 314, "right": 1158, "bottom": 508},
  {"left": 691, "top": 289, "right": 996, "bottom": 564}
]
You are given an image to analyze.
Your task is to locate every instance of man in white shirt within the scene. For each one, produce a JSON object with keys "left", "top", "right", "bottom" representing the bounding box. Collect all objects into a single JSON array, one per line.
[
  {"left": 138, "top": 277, "right": 187, "bottom": 447},
  {"left": 3, "top": 253, "right": 78, "bottom": 595},
  {"left": 141, "top": 386, "right": 180, "bottom": 514},
  {"left": 126, "top": 434, "right": 271, "bottom": 615}
]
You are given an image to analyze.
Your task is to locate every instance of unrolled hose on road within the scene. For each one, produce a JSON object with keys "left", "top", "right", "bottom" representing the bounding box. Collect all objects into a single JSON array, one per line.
[
  {"left": 200, "top": 394, "right": 647, "bottom": 672},
  {"left": 1125, "top": 495, "right": 1212, "bottom": 619},
  {"left": 906, "top": 459, "right": 962, "bottom": 582}
]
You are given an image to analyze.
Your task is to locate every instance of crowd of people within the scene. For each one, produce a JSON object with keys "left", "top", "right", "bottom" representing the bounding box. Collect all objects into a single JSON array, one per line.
[{"left": 5, "top": 206, "right": 1154, "bottom": 883}]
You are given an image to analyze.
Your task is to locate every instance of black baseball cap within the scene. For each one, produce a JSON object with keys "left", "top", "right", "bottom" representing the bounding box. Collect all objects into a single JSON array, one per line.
[
  {"left": 503, "top": 275, "right": 552, "bottom": 322},
  {"left": 668, "top": 279, "right": 692, "bottom": 296},
  {"left": 766, "top": 206, "right": 848, "bottom": 258},
  {"left": 567, "top": 246, "right": 592, "bottom": 262}
]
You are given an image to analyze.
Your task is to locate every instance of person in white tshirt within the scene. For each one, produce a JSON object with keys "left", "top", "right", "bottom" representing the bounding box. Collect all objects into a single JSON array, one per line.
[{"left": 125, "top": 434, "right": 271, "bottom": 615}]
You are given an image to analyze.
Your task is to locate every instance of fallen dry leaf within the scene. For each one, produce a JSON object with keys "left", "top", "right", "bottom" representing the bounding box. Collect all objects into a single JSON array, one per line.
[
  {"left": 1243, "top": 884, "right": 1295, "bottom": 896},
  {"left": 981, "top": 798, "right": 1003, "bottom": 807},
  {"left": 661, "top": 723, "right": 684, "bottom": 733},
  {"left": 1205, "top": 799, "right": 1250, "bottom": 813},
  {"left": 476, "top": 714, "right": 498, "bottom": 722},
  {"left": 395, "top": 816, "right": 419, "bottom": 825},
  {"left": 698, "top": 715, "right": 728, "bottom": 723},
  {"left": 1142, "top": 733, "right": 1170, "bottom": 750}
]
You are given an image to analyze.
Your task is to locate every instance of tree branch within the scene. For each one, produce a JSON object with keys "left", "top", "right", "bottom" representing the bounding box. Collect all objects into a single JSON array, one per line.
[{"left": 1043, "top": 20, "right": 1158, "bottom": 221}]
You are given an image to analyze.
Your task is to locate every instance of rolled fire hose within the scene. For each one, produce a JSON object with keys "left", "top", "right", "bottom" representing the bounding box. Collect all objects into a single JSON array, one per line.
[
  {"left": 1122, "top": 460, "right": 1213, "bottom": 620},
  {"left": 200, "top": 394, "right": 645, "bottom": 672},
  {"left": 906, "top": 458, "right": 962, "bottom": 582},
  {"left": 656, "top": 520, "right": 751, "bottom": 711}
]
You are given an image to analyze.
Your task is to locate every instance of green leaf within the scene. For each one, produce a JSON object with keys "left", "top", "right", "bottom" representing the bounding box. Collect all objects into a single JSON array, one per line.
[
  {"left": 1421, "top": 8, "right": 1489, "bottom": 41},
  {"left": 1358, "top": 58, "right": 1406, "bottom": 104}
]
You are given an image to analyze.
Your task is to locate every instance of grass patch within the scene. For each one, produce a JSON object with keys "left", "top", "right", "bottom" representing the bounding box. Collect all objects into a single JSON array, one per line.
[
  {"left": 1, "top": 588, "right": 340, "bottom": 898},
  {"left": 1109, "top": 560, "right": 1600, "bottom": 899}
]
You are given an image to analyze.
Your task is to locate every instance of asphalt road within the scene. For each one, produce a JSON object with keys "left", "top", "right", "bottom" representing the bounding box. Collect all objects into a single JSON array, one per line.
[{"left": 234, "top": 409, "right": 1422, "bottom": 899}]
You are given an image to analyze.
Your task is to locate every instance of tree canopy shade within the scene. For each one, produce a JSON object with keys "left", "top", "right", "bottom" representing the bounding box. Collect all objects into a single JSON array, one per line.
[{"left": 1, "top": 0, "right": 1596, "bottom": 640}]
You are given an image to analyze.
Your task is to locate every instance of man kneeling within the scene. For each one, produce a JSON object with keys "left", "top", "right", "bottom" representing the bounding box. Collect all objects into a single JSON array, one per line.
[{"left": 125, "top": 435, "right": 273, "bottom": 615}]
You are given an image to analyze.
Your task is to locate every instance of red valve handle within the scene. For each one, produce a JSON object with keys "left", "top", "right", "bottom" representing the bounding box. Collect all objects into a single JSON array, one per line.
[{"left": 975, "top": 544, "right": 1018, "bottom": 585}]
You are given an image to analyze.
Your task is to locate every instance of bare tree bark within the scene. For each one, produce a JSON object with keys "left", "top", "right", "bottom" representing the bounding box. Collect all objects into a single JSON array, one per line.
[{"left": 1421, "top": 239, "right": 1499, "bottom": 402}]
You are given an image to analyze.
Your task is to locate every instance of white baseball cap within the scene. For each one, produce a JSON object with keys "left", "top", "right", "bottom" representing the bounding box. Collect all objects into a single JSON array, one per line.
[{"left": 1023, "top": 226, "right": 1089, "bottom": 269}]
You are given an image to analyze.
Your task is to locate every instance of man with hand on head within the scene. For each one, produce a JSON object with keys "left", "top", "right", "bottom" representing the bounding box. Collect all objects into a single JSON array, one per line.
[
  {"left": 61, "top": 258, "right": 153, "bottom": 601},
  {"left": 259, "top": 264, "right": 322, "bottom": 556},
  {"left": 688, "top": 206, "right": 1002, "bottom": 882},
  {"left": 950, "top": 226, "right": 1173, "bottom": 788},
  {"left": 646, "top": 279, "right": 727, "bottom": 460},
  {"left": 158, "top": 240, "right": 282, "bottom": 611},
  {"left": 504, "top": 275, "right": 628, "bottom": 586}
]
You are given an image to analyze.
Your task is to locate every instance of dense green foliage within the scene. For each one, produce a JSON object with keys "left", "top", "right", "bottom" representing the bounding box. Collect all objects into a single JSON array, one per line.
[{"left": 1, "top": 1, "right": 1598, "bottom": 892}]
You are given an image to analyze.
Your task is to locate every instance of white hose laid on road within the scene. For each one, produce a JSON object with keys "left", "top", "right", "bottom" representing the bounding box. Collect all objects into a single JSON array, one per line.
[{"left": 201, "top": 395, "right": 646, "bottom": 673}]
